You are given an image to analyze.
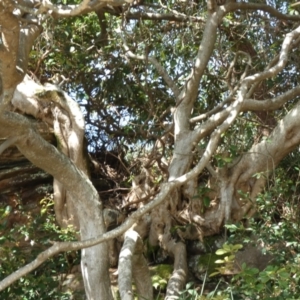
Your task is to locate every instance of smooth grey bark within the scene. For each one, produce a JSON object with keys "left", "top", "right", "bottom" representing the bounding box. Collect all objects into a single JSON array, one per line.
[
  {"left": 118, "top": 230, "right": 153, "bottom": 300},
  {"left": 228, "top": 99, "right": 300, "bottom": 215},
  {"left": 163, "top": 241, "right": 188, "bottom": 300}
]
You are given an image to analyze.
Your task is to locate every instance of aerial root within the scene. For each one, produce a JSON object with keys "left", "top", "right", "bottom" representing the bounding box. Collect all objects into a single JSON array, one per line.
[{"left": 118, "top": 230, "right": 153, "bottom": 300}]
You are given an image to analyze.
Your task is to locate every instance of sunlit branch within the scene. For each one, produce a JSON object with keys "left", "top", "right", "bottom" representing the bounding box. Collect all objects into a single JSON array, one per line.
[
  {"left": 126, "top": 11, "right": 205, "bottom": 23},
  {"left": 243, "top": 86, "right": 300, "bottom": 111},
  {"left": 243, "top": 25, "right": 300, "bottom": 86},
  {"left": 223, "top": 2, "right": 300, "bottom": 21},
  {"left": 15, "top": 0, "right": 131, "bottom": 18},
  {"left": 119, "top": 32, "right": 180, "bottom": 98}
]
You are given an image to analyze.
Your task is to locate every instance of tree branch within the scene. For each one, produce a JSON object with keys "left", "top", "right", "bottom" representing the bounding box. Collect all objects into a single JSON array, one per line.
[
  {"left": 119, "top": 33, "right": 180, "bottom": 98},
  {"left": 243, "top": 86, "right": 300, "bottom": 111},
  {"left": 223, "top": 2, "right": 300, "bottom": 22},
  {"left": 125, "top": 11, "right": 205, "bottom": 23},
  {"left": 173, "top": 9, "right": 222, "bottom": 136},
  {"left": 0, "top": 2, "right": 22, "bottom": 90},
  {"left": 118, "top": 230, "right": 153, "bottom": 300}
]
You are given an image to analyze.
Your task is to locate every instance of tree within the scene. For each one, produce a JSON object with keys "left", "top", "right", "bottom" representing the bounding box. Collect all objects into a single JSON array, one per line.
[{"left": 1, "top": 0, "right": 300, "bottom": 299}]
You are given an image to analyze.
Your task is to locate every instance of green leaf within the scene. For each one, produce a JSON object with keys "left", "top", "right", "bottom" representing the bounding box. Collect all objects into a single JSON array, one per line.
[
  {"left": 232, "top": 244, "right": 243, "bottom": 251},
  {"left": 246, "top": 267, "right": 259, "bottom": 275},
  {"left": 227, "top": 255, "right": 235, "bottom": 262},
  {"left": 185, "top": 282, "right": 194, "bottom": 289},
  {"left": 278, "top": 271, "right": 290, "bottom": 279},
  {"left": 209, "top": 271, "right": 220, "bottom": 277},
  {"left": 215, "top": 249, "right": 227, "bottom": 255},
  {"left": 222, "top": 244, "right": 232, "bottom": 251},
  {"left": 153, "top": 282, "right": 160, "bottom": 289},
  {"left": 203, "top": 196, "right": 211, "bottom": 207},
  {"left": 259, "top": 275, "right": 270, "bottom": 283},
  {"left": 222, "top": 157, "right": 232, "bottom": 163},
  {"left": 41, "top": 208, "right": 47, "bottom": 215}
]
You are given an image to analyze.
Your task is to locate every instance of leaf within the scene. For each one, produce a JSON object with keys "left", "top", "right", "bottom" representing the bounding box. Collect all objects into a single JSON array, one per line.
[
  {"left": 222, "top": 244, "right": 232, "bottom": 251},
  {"left": 278, "top": 271, "right": 290, "bottom": 279},
  {"left": 0, "top": 236, "right": 7, "bottom": 244},
  {"left": 215, "top": 259, "right": 225, "bottom": 264},
  {"left": 209, "top": 271, "right": 220, "bottom": 277},
  {"left": 203, "top": 196, "right": 211, "bottom": 207},
  {"left": 153, "top": 282, "right": 160, "bottom": 289},
  {"left": 222, "top": 157, "right": 232, "bottom": 163},
  {"left": 225, "top": 224, "right": 238, "bottom": 231},
  {"left": 246, "top": 267, "right": 259, "bottom": 275},
  {"left": 259, "top": 276, "right": 270, "bottom": 283},
  {"left": 227, "top": 255, "right": 235, "bottom": 262},
  {"left": 41, "top": 208, "right": 47, "bottom": 215},
  {"left": 232, "top": 244, "right": 243, "bottom": 251},
  {"left": 185, "top": 282, "right": 194, "bottom": 289},
  {"left": 216, "top": 249, "right": 228, "bottom": 255}
]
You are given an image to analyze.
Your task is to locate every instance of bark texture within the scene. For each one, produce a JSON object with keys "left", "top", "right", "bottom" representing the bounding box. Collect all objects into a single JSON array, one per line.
[{"left": 118, "top": 230, "right": 153, "bottom": 300}]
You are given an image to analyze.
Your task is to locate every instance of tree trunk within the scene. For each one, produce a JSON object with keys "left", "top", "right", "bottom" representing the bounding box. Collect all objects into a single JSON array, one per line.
[{"left": 0, "top": 108, "right": 113, "bottom": 300}]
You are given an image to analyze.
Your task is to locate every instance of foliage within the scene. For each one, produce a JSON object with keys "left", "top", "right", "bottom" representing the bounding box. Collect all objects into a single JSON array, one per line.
[
  {"left": 150, "top": 264, "right": 173, "bottom": 291},
  {"left": 0, "top": 197, "right": 80, "bottom": 299},
  {"left": 209, "top": 243, "right": 243, "bottom": 277},
  {"left": 164, "top": 162, "right": 300, "bottom": 299},
  {"left": 205, "top": 165, "right": 300, "bottom": 299},
  {"left": 177, "top": 282, "right": 200, "bottom": 300},
  {"left": 152, "top": 274, "right": 168, "bottom": 291}
]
